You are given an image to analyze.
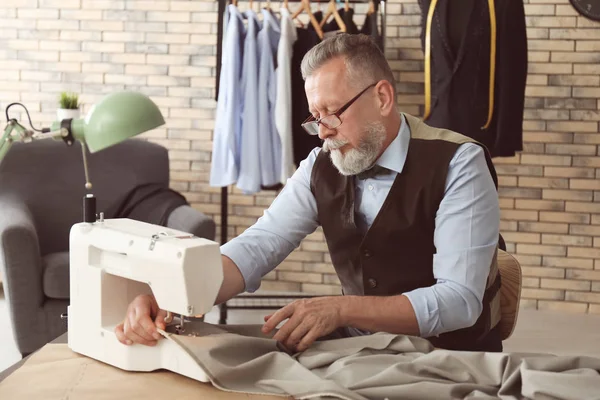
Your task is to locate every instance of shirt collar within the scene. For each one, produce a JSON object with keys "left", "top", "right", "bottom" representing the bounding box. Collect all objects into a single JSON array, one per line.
[
  {"left": 261, "top": 8, "right": 280, "bottom": 31},
  {"left": 375, "top": 113, "right": 410, "bottom": 175}
]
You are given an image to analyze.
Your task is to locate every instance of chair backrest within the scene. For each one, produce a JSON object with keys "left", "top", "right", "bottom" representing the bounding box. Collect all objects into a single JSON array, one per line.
[
  {"left": 496, "top": 250, "right": 522, "bottom": 341},
  {"left": 0, "top": 138, "right": 169, "bottom": 256}
]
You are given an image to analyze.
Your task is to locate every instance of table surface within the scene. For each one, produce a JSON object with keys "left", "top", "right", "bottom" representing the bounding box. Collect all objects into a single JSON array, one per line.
[
  {"left": 0, "top": 333, "right": 67, "bottom": 383},
  {"left": 0, "top": 332, "right": 286, "bottom": 400}
]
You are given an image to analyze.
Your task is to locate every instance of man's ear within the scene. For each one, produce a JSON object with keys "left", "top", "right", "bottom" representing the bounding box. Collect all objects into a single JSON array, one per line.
[{"left": 375, "top": 80, "right": 395, "bottom": 117}]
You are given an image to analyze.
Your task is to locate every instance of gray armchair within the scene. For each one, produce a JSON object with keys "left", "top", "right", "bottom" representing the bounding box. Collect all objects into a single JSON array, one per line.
[{"left": 0, "top": 138, "right": 216, "bottom": 356}]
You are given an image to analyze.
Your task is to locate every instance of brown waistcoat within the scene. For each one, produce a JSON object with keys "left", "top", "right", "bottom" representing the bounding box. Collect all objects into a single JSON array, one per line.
[{"left": 310, "top": 114, "right": 502, "bottom": 351}]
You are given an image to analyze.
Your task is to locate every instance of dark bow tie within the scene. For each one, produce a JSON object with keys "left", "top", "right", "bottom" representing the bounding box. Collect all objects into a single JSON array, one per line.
[{"left": 356, "top": 165, "right": 389, "bottom": 180}]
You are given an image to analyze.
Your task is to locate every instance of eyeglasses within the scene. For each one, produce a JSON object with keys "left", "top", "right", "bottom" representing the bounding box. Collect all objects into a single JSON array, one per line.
[{"left": 301, "top": 83, "right": 377, "bottom": 136}]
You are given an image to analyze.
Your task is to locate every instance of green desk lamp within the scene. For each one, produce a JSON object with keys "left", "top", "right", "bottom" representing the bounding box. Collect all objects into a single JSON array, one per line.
[{"left": 1, "top": 91, "right": 165, "bottom": 190}]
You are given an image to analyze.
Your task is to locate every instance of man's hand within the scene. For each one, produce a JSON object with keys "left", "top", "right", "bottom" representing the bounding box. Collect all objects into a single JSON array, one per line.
[
  {"left": 114, "top": 294, "right": 168, "bottom": 346},
  {"left": 262, "top": 296, "right": 344, "bottom": 353}
]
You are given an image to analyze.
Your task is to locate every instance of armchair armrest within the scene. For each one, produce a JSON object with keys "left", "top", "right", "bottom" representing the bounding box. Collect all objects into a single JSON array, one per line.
[
  {"left": 0, "top": 197, "right": 45, "bottom": 340},
  {"left": 167, "top": 205, "right": 216, "bottom": 241}
]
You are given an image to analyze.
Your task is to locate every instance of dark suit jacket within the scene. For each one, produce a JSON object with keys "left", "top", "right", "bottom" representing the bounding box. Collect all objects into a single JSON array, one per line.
[
  {"left": 418, "top": 0, "right": 528, "bottom": 158},
  {"left": 291, "top": 21, "right": 323, "bottom": 167}
]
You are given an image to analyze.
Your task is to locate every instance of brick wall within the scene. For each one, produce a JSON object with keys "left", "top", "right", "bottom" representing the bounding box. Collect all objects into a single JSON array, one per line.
[
  {"left": 499, "top": 0, "right": 600, "bottom": 315},
  {"left": 1, "top": 0, "right": 599, "bottom": 313}
]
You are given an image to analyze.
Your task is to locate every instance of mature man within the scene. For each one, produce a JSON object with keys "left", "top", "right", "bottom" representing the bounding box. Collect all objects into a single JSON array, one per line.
[{"left": 116, "top": 34, "right": 502, "bottom": 353}]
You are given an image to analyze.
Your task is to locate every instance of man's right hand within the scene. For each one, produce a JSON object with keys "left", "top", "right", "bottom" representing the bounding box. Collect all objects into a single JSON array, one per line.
[{"left": 115, "top": 294, "right": 167, "bottom": 346}]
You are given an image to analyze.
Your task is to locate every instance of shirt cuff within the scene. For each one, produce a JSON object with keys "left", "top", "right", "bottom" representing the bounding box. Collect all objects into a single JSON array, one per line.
[
  {"left": 403, "top": 280, "right": 483, "bottom": 338},
  {"left": 403, "top": 289, "right": 437, "bottom": 337},
  {"left": 220, "top": 241, "right": 262, "bottom": 293}
]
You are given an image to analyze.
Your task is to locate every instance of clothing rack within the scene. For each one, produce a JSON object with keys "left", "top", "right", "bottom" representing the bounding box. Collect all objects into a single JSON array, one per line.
[{"left": 214, "top": 0, "right": 387, "bottom": 324}]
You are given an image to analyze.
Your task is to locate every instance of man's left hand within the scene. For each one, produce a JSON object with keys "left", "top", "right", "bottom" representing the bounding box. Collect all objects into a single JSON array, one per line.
[{"left": 262, "top": 296, "right": 344, "bottom": 353}]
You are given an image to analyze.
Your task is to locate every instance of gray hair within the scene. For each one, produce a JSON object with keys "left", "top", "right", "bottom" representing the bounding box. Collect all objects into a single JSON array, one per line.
[{"left": 300, "top": 34, "right": 396, "bottom": 96}]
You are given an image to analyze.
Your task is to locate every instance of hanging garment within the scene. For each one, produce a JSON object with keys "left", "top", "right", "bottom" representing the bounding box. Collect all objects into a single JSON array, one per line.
[
  {"left": 274, "top": 7, "right": 298, "bottom": 185},
  {"left": 418, "top": 0, "right": 527, "bottom": 158},
  {"left": 210, "top": 4, "right": 245, "bottom": 187},
  {"left": 322, "top": 7, "right": 360, "bottom": 34},
  {"left": 257, "top": 9, "right": 282, "bottom": 187},
  {"left": 312, "top": 9, "right": 323, "bottom": 24},
  {"left": 360, "top": 5, "right": 383, "bottom": 51},
  {"left": 215, "top": 2, "right": 230, "bottom": 101},
  {"left": 291, "top": 17, "right": 323, "bottom": 167},
  {"left": 236, "top": 10, "right": 262, "bottom": 194}
]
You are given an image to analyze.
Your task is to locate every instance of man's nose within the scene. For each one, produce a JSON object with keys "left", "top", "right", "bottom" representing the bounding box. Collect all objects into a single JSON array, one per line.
[{"left": 318, "top": 124, "right": 336, "bottom": 140}]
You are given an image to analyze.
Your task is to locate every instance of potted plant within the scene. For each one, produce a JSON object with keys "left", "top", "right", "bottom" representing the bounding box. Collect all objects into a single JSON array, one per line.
[{"left": 57, "top": 92, "right": 81, "bottom": 121}]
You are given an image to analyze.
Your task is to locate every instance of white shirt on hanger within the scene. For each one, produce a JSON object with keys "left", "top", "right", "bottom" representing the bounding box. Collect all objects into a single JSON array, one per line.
[
  {"left": 257, "top": 8, "right": 281, "bottom": 187},
  {"left": 274, "top": 7, "right": 298, "bottom": 185},
  {"left": 210, "top": 4, "right": 245, "bottom": 188},
  {"left": 237, "top": 10, "right": 263, "bottom": 194}
]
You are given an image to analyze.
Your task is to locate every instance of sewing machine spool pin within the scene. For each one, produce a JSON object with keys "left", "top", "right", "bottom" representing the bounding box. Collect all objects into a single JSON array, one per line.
[
  {"left": 82, "top": 194, "right": 105, "bottom": 224},
  {"left": 83, "top": 193, "right": 97, "bottom": 223}
]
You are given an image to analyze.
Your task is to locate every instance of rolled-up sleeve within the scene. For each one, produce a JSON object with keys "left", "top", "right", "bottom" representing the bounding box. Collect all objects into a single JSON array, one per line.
[
  {"left": 221, "top": 149, "right": 321, "bottom": 292},
  {"left": 403, "top": 143, "right": 500, "bottom": 337}
]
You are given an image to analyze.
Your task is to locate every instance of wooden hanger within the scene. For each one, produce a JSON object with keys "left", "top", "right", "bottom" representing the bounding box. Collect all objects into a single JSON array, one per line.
[
  {"left": 283, "top": 0, "right": 288, "bottom": 9},
  {"left": 367, "top": 0, "right": 375, "bottom": 15},
  {"left": 319, "top": 0, "right": 346, "bottom": 32},
  {"left": 344, "top": 0, "right": 349, "bottom": 12},
  {"left": 291, "top": 0, "right": 305, "bottom": 28},
  {"left": 291, "top": 0, "right": 307, "bottom": 19},
  {"left": 291, "top": 0, "right": 324, "bottom": 39}
]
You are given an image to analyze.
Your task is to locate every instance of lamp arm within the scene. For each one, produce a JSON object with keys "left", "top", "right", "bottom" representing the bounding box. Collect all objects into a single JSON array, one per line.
[
  {"left": 0, "top": 119, "right": 68, "bottom": 164},
  {"left": 0, "top": 122, "right": 17, "bottom": 163}
]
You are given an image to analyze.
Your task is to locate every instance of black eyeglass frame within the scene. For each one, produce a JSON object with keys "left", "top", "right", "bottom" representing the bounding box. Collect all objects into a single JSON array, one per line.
[{"left": 301, "top": 82, "right": 377, "bottom": 136}]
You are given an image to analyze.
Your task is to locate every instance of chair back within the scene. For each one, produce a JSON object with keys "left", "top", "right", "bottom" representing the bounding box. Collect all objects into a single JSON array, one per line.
[
  {"left": 0, "top": 139, "right": 169, "bottom": 256},
  {"left": 497, "top": 250, "right": 522, "bottom": 340}
]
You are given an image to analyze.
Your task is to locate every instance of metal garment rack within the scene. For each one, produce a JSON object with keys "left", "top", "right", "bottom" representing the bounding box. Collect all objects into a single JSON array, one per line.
[{"left": 214, "top": 0, "right": 387, "bottom": 324}]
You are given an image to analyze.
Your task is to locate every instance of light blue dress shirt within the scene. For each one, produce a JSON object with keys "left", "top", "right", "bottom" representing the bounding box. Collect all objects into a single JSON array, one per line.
[
  {"left": 236, "top": 10, "right": 262, "bottom": 194},
  {"left": 210, "top": 4, "right": 244, "bottom": 188},
  {"left": 256, "top": 9, "right": 282, "bottom": 187},
  {"left": 221, "top": 115, "right": 500, "bottom": 338}
]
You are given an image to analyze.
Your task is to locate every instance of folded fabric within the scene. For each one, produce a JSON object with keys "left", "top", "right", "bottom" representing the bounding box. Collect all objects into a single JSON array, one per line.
[{"left": 160, "top": 321, "right": 600, "bottom": 400}]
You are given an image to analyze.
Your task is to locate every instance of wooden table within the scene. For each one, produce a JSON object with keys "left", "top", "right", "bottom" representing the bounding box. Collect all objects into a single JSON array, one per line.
[
  {"left": 0, "top": 333, "right": 66, "bottom": 383},
  {"left": 0, "top": 333, "right": 285, "bottom": 399}
]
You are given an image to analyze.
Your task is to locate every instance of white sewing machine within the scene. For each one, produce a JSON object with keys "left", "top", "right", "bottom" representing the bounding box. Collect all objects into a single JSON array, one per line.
[{"left": 67, "top": 212, "right": 223, "bottom": 383}]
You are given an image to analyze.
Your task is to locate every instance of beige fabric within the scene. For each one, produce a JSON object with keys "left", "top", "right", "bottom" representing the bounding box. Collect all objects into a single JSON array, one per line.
[{"left": 2, "top": 322, "right": 600, "bottom": 400}]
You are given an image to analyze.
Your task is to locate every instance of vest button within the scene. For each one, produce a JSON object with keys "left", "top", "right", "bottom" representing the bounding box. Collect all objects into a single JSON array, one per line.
[
  {"left": 367, "top": 278, "right": 377, "bottom": 288},
  {"left": 363, "top": 249, "right": 372, "bottom": 258}
]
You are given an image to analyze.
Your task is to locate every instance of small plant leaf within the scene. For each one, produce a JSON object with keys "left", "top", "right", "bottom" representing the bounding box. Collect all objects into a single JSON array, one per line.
[{"left": 59, "top": 92, "right": 80, "bottom": 109}]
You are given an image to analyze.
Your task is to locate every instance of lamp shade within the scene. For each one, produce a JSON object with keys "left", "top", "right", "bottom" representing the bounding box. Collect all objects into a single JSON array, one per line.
[{"left": 72, "top": 92, "right": 165, "bottom": 153}]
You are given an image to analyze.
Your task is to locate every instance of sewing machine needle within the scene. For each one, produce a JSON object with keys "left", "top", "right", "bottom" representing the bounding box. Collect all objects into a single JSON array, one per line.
[{"left": 178, "top": 314, "right": 185, "bottom": 334}]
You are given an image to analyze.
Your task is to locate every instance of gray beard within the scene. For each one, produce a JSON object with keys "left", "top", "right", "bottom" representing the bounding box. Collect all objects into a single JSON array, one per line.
[{"left": 322, "top": 122, "right": 387, "bottom": 176}]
